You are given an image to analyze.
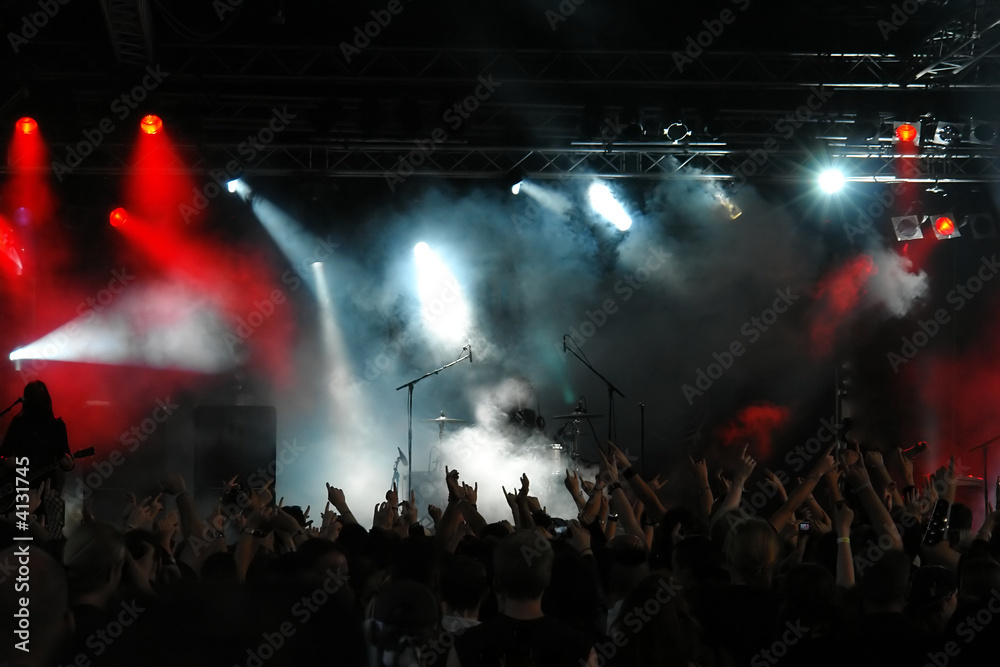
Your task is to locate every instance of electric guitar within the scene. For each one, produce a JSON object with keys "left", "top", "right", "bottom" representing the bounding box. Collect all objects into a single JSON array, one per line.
[{"left": 0, "top": 447, "right": 94, "bottom": 513}]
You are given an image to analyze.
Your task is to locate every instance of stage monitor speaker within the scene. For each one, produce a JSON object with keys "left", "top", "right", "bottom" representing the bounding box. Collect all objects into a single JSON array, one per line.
[{"left": 193, "top": 405, "right": 276, "bottom": 498}]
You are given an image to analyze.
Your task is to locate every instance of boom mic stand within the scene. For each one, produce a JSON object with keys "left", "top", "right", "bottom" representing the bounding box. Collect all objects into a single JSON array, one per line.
[
  {"left": 562, "top": 335, "right": 624, "bottom": 442},
  {"left": 396, "top": 347, "right": 472, "bottom": 497}
]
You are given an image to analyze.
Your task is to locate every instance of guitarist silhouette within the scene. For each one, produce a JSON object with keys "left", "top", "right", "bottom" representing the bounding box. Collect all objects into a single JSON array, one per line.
[{"left": 1, "top": 381, "right": 73, "bottom": 532}]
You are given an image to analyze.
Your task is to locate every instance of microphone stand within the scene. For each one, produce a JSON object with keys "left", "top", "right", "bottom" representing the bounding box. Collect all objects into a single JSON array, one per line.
[
  {"left": 0, "top": 399, "right": 21, "bottom": 419},
  {"left": 969, "top": 435, "right": 1000, "bottom": 516},
  {"left": 640, "top": 403, "right": 645, "bottom": 478},
  {"left": 563, "top": 336, "right": 624, "bottom": 442},
  {"left": 396, "top": 348, "right": 472, "bottom": 497}
]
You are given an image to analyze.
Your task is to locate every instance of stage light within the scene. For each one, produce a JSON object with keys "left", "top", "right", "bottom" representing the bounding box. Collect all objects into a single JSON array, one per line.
[
  {"left": 932, "top": 122, "right": 964, "bottom": 146},
  {"left": 15, "top": 117, "right": 37, "bottom": 135},
  {"left": 109, "top": 207, "right": 128, "bottom": 228},
  {"left": 712, "top": 190, "right": 742, "bottom": 220},
  {"left": 140, "top": 115, "right": 163, "bottom": 135},
  {"left": 894, "top": 122, "right": 919, "bottom": 144},
  {"left": 588, "top": 181, "right": 632, "bottom": 232},
  {"left": 928, "top": 214, "right": 960, "bottom": 240},
  {"left": 664, "top": 122, "right": 691, "bottom": 143},
  {"left": 818, "top": 169, "right": 845, "bottom": 194},
  {"left": 967, "top": 213, "right": 998, "bottom": 239},
  {"left": 503, "top": 167, "right": 525, "bottom": 195},
  {"left": 970, "top": 121, "right": 998, "bottom": 146},
  {"left": 413, "top": 242, "right": 471, "bottom": 345},
  {"left": 228, "top": 179, "right": 252, "bottom": 201},
  {"left": 891, "top": 215, "right": 923, "bottom": 241}
]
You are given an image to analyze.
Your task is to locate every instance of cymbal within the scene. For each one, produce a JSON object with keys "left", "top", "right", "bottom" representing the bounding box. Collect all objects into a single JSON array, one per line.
[
  {"left": 422, "top": 416, "right": 467, "bottom": 423},
  {"left": 552, "top": 411, "right": 603, "bottom": 419},
  {"left": 956, "top": 475, "right": 984, "bottom": 487}
]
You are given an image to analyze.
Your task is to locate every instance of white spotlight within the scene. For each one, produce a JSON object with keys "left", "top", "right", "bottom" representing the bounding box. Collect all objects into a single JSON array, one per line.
[
  {"left": 818, "top": 169, "right": 846, "bottom": 194},
  {"left": 588, "top": 182, "right": 632, "bottom": 231},
  {"left": 228, "top": 179, "right": 252, "bottom": 201},
  {"left": 511, "top": 182, "right": 521, "bottom": 196},
  {"left": 413, "top": 242, "right": 471, "bottom": 345}
]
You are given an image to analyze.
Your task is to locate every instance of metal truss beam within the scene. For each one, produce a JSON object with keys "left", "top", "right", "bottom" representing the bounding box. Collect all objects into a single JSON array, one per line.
[
  {"left": 16, "top": 141, "right": 1000, "bottom": 184},
  {"left": 98, "top": 0, "right": 154, "bottom": 68}
]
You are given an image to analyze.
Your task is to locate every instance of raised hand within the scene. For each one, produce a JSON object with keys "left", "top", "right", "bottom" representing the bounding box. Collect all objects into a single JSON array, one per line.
[
  {"left": 864, "top": 450, "right": 886, "bottom": 471},
  {"left": 160, "top": 473, "right": 188, "bottom": 496},
  {"left": 400, "top": 490, "right": 418, "bottom": 524},
  {"left": 834, "top": 500, "right": 855, "bottom": 536},
  {"left": 501, "top": 485, "right": 517, "bottom": 509},
  {"left": 428, "top": 504, "right": 443, "bottom": 525},
  {"left": 843, "top": 442, "right": 871, "bottom": 492},
  {"left": 811, "top": 443, "right": 838, "bottom": 478},
  {"left": 607, "top": 441, "right": 631, "bottom": 470},
  {"left": 564, "top": 469, "right": 582, "bottom": 498},
  {"left": 734, "top": 444, "right": 757, "bottom": 485},
  {"left": 445, "top": 467, "right": 462, "bottom": 498},
  {"left": 154, "top": 509, "right": 180, "bottom": 550},
  {"left": 688, "top": 456, "right": 709, "bottom": 485},
  {"left": 326, "top": 483, "right": 347, "bottom": 508},
  {"left": 462, "top": 482, "right": 478, "bottom": 506},
  {"left": 517, "top": 473, "right": 530, "bottom": 502},
  {"left": 715, "top": 469, "right": 732, "bottom": 493}
]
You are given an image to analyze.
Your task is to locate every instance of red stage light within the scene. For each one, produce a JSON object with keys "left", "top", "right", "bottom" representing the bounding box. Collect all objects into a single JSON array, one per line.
[
  {"left": 109, "top": 207, "right": 128, "bottom": 228},
  {"left": 934, "top": 216, "right": 955, "bottom": 236},
  {"left": 140, "top": 115, "right": 163, "bottom": 135},
  {"left": 16, "top": 117, "right": 37, "bottom": 135},
  {"left": 895, "top": 123, "right": 918, "bottom": 143}
]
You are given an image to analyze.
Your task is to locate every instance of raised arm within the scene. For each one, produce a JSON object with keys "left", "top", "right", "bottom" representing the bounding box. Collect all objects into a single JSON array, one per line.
[
  {"left": 608, "top": 441, "right": 667, "bottom": 522},
  {"left": 326, "top": 483, "right": 357, "bottom": 525},
  {"left": 843, "top": 443, "right": 903, "bottom": 551},
  {"left": 717, "top": 445, "right": 757, "bottom": 517},
  {"left": 769, "top": 444, "right": 837, "bottom": 533},
  {"left": 833, "top": 500, "right": 855, "bottom": 588}
]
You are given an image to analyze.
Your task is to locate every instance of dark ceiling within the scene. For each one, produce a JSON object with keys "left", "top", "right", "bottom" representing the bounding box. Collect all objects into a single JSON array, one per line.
[{"left": 2, "top": 0, "right": 999, "bottom": 183}]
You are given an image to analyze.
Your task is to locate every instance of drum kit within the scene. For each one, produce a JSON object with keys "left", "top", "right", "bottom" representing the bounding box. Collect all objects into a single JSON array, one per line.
[{"left": 419, "top": 405, "right": 603, "bottom": 474}]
